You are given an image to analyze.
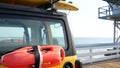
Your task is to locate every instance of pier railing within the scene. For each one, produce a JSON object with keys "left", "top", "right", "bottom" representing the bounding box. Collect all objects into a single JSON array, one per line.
[{"left": 76, "top": 44, "right": 120, "bottom": 64}]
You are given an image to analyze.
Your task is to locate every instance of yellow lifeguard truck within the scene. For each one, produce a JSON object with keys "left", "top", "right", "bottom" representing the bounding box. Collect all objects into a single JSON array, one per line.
[{"left": 0, "top": 0, "right": 82, "bottom": 68}]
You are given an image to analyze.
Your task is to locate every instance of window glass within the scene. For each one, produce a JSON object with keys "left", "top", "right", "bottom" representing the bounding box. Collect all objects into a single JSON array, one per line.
[
  {"left": 0, "top": 18, "right": 67, "bottom": 55},
  {"left": 39, "top": 21, "right": 67, "bottom": 49},
  {"left": 0, "top": 27, "right": 24, "bottom": 44},
  {"left": 50, "top": 22, "right": 66, "bottom": 48}
]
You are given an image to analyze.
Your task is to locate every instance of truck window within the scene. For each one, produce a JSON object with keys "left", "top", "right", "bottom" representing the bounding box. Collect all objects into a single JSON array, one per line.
[
  {"left": 39, "top": 21, "right": 67, "bottom": 49},
  {"left": 50, "top": 22, "right": 66, "bottom": 48},
  {"left": 0, "top": 18, "right": 67, "bottom": 55}
]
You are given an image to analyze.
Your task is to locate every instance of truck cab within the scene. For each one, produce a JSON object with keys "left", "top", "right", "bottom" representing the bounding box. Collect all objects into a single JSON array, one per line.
[{"left": 0, "top": 0, "right": 82, "bottom": 68}]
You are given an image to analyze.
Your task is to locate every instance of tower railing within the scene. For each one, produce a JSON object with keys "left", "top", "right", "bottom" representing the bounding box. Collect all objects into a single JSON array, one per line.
[{"left": 98, "top": 6, "right": 112, "bottom": 18}]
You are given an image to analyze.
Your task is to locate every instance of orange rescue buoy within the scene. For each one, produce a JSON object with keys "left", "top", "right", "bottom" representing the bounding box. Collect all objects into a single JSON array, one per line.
[
  {"left": 41, "top": 46, "right": 65, "bottom": 68},
  {"left": 0, "top": 45, "right": 65, "bottom": 68}
]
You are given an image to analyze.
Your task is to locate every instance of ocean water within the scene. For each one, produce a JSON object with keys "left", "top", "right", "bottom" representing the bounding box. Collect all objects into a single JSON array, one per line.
[
  {"left": 74, "top": 37, "right": 113, "bottom": 47},
  {"left": 0, "top": 37, "right": 113, "bottom": 46}
]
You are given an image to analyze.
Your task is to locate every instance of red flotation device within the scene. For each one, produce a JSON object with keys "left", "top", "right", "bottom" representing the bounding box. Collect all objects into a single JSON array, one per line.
[
  {"left": 41, "top": 46, "right": 65, "bottom": 68},
  {"left": 0, "top": 45, "right": 65, "bottom": 68}
]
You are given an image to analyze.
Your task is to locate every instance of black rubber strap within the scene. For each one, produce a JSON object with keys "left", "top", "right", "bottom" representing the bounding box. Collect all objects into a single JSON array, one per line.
[{"left": 33, "top": 46, "right": 41, "bottom": 68}]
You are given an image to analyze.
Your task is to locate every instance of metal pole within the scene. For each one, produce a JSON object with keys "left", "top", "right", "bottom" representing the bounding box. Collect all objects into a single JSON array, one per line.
[
  {"left": 114, "top": 20, "right": 116, "bottom": 44},
  {"left": 89, "top": 49, "right": 92, "bottom": 64},
  {"left": 108, "top": 6, "right": 111, "bottom": 16}
]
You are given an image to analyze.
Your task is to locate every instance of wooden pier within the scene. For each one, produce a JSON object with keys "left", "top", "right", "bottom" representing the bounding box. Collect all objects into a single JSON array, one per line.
[
  {"left": 83, "top": 58, "right": 120, "bottom": 68},
  {"left": 76, "top": 44, "right": 120, "bottom": 68}
]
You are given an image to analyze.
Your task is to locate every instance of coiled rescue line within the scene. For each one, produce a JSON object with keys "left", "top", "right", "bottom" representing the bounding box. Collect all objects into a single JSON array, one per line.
[{"left": 0, "top": 45, "right": 65, "bottom": 68}]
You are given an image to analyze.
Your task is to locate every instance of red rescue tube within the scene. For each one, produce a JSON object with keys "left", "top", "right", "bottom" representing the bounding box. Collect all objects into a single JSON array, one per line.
[
  {"left": 0, "top": 45, "right": 65, "bottom": 68},
  {"left": 41, "top": 46, "right": 65, "bottom": 68},
  {"left": 0, "top": 46, "right": 35, "bottom": 68}
]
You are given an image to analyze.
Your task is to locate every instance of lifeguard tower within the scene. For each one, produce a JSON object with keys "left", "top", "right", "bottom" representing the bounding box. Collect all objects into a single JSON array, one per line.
[{"left": 98, "top": 0, "right": 120, "bottom": 44}]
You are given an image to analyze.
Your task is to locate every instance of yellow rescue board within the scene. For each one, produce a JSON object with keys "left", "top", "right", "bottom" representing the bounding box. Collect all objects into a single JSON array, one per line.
[
  {"left": 0, "top": 0, "right": 79, "bottom": 11},
  {"left": 0, "top": 0, "right": 49, "bottom": 6},
  {"left": 55, "top": 1, "right": 79, "bottom": 11}
]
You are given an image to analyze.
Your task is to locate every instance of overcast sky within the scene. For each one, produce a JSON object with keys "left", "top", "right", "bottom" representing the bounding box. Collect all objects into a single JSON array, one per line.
[{"left": 67, "top": 0, "right": 113, "bottom": 38}]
